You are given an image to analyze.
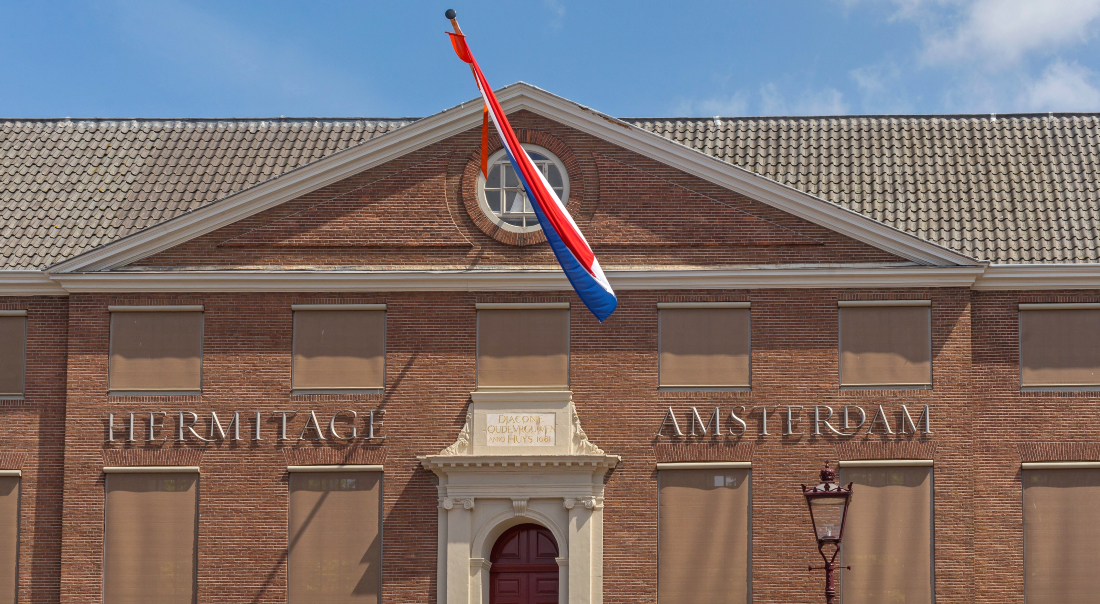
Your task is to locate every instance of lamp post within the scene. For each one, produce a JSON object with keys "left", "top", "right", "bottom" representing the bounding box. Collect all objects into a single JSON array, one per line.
[{"left": 802, "top": 461, "right": 853, "bottom": 604}]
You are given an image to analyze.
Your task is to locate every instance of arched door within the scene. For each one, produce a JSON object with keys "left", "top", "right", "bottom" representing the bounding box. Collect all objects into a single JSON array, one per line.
[{"left": 489, "top": 523, "right": 559, "bottom": 604}]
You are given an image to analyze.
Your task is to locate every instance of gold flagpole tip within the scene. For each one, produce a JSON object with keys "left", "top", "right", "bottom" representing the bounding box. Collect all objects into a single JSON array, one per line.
[{"left": 444, "top": 9, "right": 456, "bottom": 19}]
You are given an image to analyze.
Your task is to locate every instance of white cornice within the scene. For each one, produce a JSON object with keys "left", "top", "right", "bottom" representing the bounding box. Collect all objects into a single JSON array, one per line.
[
  {"left": 46, "top": 266, "right": 986, "bottom": 293},
  {"left": 972, "top": 264, "right": 1100, "bottom": 290},
  {"left": 0, "top": 271, "right": 68, "bottom": 296},
  {"left": 45, "top": 83, "right": 978, "bottom": 274},
  {"left": 12, "top": 263, "right": 1100, "bottom": 295}
]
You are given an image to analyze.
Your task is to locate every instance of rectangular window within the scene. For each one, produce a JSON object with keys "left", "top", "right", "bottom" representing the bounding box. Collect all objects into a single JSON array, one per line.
[
  {"left": 839, "top": 301, "right": 931, "bottom": 388},
  {"left": 477, "top": 304, "right": 569, "bottom": 389},
  {"left": 1023, "top": 465, "right": 1100, "bottom": 604},
  {"left": 288, "top": 468, "right": 382, "bottom": 604},
  {"left": 657, "top": 464, "right": 750, "bottom": 604},
  {"left": 292, "top": 305, "right": 386, "bottom": 392},
  {"left": 103, "top": 469, "right": 198, "bottom": 604},
  {"left": 0, "top": 473, "right": 19, "bottom": 604},
  {"left": 658, "top": 303, "right": 750, "bottom": 389},
  {"left": 0, "top": 312, "right": 26, "bottom": 398},
  {"left": 109, "top": 307, "right": 203, "bottom": 394},
  {"left": 839, "top": 462, "right": 933, "bottom": 604},
  {"left": 1019, "top": 304, "right": 1100, "bottom": 389}
]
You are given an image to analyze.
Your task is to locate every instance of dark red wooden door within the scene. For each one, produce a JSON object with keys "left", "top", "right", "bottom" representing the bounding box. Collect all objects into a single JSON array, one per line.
[{"left": 490, "top": 523, "right": 559, "bottom": 604}]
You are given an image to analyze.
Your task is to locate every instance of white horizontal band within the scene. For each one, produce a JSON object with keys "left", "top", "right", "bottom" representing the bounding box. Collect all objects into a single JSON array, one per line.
[
  {"left": 0, "top": 310, "right": 27, "bottom": 317},
  {"left": 1019, "top": 303, "right": 1100, "bottom": 310},
  {"left": 0, "top": 470, "right": 21, "bottom": 477},
  {"left": 108, "top": 305, "right": 203, "bottom": 312},
  {"left": 838, "top": 459, "right": 933, "bottom": 467},
  {"left": 103, "top": 466, "right": 200, "bottom": 474},
  {"left": 656, "top": 462, "right": 751, "bottom": 470},
  {"left": 1022, "top": 461, "right": 1100, "bottom": 469},
  {"left": 657, "top": 302, "right": 750, "bottom": 309},
  {"left": 476, "top": 303, "right": 569, "bottom": 310},
  {"left": 287, "top": 465, "right": 383, "bottom": 472},
  {"left": 838, "top": 300, "right": 930, "bottom": 307},
  {"left": 292, "top": 304, "right": 386, "bottom": 311}
]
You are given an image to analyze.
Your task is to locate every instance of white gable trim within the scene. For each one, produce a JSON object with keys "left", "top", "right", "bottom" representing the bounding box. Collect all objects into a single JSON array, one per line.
[{"left": 46, "top": 83, "right": 978, "bottom": 274}]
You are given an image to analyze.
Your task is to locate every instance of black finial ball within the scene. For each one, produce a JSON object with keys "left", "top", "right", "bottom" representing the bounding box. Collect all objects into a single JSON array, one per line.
[{"left": 445, "top": 9, "right": 456, "bottom": 19}]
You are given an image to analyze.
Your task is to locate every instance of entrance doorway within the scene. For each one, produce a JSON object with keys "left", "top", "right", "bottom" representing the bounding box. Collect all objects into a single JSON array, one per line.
[{"left": 489, "top": 523, "right": 559, "bottom": 604}]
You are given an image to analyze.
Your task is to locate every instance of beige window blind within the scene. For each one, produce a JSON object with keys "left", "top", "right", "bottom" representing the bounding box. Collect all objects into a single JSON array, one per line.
[
  {"left": 104, "top": 472, "right": 198, "bottom": 604},
  {"left": 839, "top": 465, "right": 932, "bottom": 604},
  {"left": 477, "top": 307, "right": 569, "bottom": 389},
  {"left": 293, "top": 309, "right": 385, "bottom": 391},
  {"left": 1020, "top": 307, "right": 1100, "bottom": 387},
  {"left": 659, "top": 307, "right": 750, "bottom": 388},
  {"left": 839, "top": 304, "right": 931, "bottom": 387},
  {"left": 658, "top": 468, "right": 750, "bottom": 604},
  {"left": 289, "top": 471, "right": 381, "bottom": 604},
  {"left": 0, "top": 316, "right": 26, "bottom": 397},
  {"left": 109, "top": 310, "right": 203, "bottom": 393},
  {"left": 1023, "top": 468, "right": 1100, "bottom": 604},
  {"left": 0, "top": 477, "right": 18, "bottom": 604}
]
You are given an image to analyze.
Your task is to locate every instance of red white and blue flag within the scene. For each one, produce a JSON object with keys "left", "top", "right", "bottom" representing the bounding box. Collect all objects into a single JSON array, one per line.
[{"left": 448, "top": 31, "right": 617, "bottom": 322}]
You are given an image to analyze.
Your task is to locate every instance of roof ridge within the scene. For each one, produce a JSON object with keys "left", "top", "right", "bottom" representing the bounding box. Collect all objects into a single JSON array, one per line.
[
  {"left": 624, "top": 112, "right": 1100, "bottom": 121},
  {"left": 0, "top": 117, "right": 422, "bottom": 123}
]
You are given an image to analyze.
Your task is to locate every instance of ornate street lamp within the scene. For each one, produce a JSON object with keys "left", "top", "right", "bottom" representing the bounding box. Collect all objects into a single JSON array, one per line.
[{"left": 802, "top": 461, "right": 853, "bottom": 604}]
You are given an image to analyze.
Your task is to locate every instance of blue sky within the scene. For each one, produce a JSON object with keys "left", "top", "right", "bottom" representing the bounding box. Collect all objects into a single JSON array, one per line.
[{"left": 2, "top": 0, "right": 1100, "bottom": 118}]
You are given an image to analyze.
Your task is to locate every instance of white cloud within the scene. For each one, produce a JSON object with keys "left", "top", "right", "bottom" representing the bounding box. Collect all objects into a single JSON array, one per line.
[
  {"left": 759, "top": 83, "right": 849, "bottom": 116},
  {"left": 925, "top": 0, "right": 1100, "bottom": 65},
  {"left": 1021, "top": 60, "right": 1100, "bottom": 110},
  {"left": 849, "top": 62, "right": 916, "bottom": 113},
  {"left": 673, "top": 92, "right": 750, "bottom": 116}
]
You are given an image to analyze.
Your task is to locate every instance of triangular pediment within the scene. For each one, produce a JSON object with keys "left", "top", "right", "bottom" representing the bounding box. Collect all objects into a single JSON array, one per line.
[{"left": 45, "top": 83, "right": 979, "bottom": 274}]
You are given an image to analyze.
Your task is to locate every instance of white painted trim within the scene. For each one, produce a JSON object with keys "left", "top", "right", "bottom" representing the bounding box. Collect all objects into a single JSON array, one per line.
[
  {"left": 838, "top": 459, "right": 934, "bottom": 467},
  {"left": 286, "top": 465, "right": 383, "bottom": 472},
  {"left": 0, "top": 470, "right": 21, "bottom": 477},
  {"left": 50, "top": 265, "right": 987, "bottom": 293},
  {"left": 45, "top": 83, "right": 978, "bottom": 273},
  {"left": 107, "top": 305, "right": 204, "bottom": 312},
  {"left": 1022, "top": 462, "right": 1100, "bottom": 469},
  {"left": 291, "top": 304, "right": 386, "bottom": 311},
  {"left": 1019, "top": 303, "right": 1100, "bottom": 310},
  {"left": 475, "top": 302, "right": 569, "bottom": 310},
  {"left": 838, "top": 300, "right": 931, "bottom": 307},
  {"left": 656, "top": 462, "right": 751, "bottom": 469},
  {"left": 0, "top": 310, "right": 27, "bottom": 317},
  {"left": 0, "top": 271, "right": 67, "bottom": 296},
  {"left": 103, "top": 466, "right": 200, "bottom": 473},
  {"left": 657, "top": 302, "right": 750, "bottom": 309},
  {"left": 974, "top": 264, "right": 1100, "bottom": 290}
]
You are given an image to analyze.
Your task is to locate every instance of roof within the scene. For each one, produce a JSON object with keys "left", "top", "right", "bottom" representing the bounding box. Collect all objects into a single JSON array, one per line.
[
  {"left": 628, "top": 114, "right": 1100, "bottom": 264},
  {"left": 2, "top": 108, "right": 1099, "bottom": 270},
  {"left": 1, "top": 118, "right": 415, "bottom": 269}
]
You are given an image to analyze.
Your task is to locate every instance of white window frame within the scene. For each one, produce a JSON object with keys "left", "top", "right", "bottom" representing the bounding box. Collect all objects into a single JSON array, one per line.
[{"left": 475, "top": 144, "right": 570, "bottom": 234}]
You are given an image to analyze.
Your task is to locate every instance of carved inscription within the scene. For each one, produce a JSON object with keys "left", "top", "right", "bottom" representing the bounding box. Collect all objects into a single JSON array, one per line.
[{"left": 486, "top": 413, "right": 556, "bottom": 446}]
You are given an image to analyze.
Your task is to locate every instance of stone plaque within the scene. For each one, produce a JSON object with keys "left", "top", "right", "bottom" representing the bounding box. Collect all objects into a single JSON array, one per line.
[{"left": 485, "top": 413, "right": 556, "bottom": 447}]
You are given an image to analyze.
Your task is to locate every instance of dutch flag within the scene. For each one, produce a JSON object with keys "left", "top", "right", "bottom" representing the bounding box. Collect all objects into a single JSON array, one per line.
[{"left": 448, "top": 30, "right": 618, "bottom": 322}]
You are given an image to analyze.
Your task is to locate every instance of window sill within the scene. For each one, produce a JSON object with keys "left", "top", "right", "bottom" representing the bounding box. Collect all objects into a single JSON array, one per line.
[
  {"left": 1021, "top": 385, "right": 1100, "bottom": 393},
  {"left": 0, "top": 395, "right": 24, "bottom": 401},
  {"left": 108, "top": 390, "right": 201, "bottom": 397},
  {"left": 839, "top": 385, "right": 932, "bottom": 391},
  {"left": 291, "top": 388, "right": 384, "bottom": 396},
  {"left": 657, "top": 386, "right": 751, "bottom": 393}
]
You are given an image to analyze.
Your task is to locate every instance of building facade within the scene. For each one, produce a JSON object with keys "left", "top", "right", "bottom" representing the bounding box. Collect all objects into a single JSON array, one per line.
[{"left": 2, "top": 84, "right": 1100, "bottom": 604}]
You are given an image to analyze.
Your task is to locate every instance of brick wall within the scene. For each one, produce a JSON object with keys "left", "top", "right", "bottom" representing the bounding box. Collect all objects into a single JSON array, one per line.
[
  {"left": 9, "top": 113, "right": 1091, "bottom": 604},
  {"left": 0, "top": 297, "right": 66, "bottom": 604}
]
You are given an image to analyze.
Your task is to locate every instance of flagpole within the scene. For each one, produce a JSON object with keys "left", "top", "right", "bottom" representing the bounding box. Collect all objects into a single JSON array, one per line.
[{"left": 445, "top": 9, "right": 463, "bottom": 36}]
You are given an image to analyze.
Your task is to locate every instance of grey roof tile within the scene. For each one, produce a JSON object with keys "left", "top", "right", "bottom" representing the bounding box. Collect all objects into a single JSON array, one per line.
[
  {"left": 1, "top": 117, "right": 414, "bottom": 269},
  {"left": 627, "top": 113, "right": 1100, "bottom": 264}
]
